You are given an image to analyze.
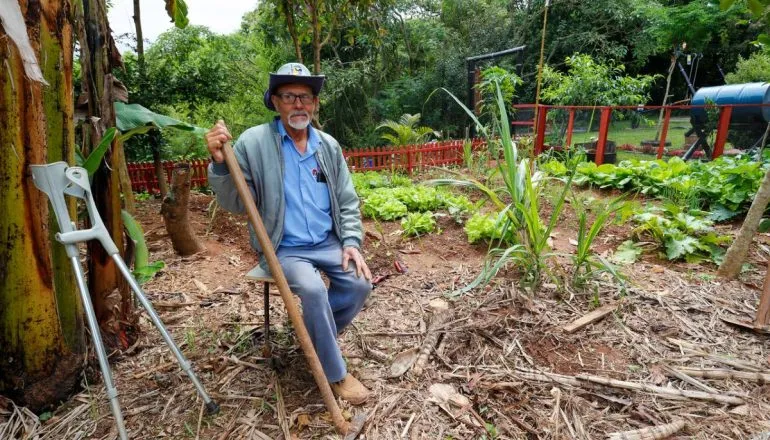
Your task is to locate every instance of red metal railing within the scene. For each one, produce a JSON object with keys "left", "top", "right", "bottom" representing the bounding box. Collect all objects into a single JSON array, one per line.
[
  {"left": 126, "top": 139, "right": 487, "bottom": 193},
  {"left": 515, "top": 103, "right": 770, "bottom": 165}
]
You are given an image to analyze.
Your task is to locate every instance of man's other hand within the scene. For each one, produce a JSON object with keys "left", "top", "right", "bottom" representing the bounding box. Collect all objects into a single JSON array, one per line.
[
  {"left": 205, "top": 120, "right": 232, "bottom": 163},
  {"left": 342, "top": 247, "right": 372, "bottom": 281}
]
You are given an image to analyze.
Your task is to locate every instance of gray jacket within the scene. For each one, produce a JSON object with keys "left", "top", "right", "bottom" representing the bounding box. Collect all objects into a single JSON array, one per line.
[{"left": 207, "top": 120, "right": 363, "bottom": 254}]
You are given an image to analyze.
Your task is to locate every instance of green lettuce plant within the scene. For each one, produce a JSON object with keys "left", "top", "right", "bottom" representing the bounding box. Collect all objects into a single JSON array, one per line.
[{"left": 401, "top": 212, "right": 436, "bottom": 237}]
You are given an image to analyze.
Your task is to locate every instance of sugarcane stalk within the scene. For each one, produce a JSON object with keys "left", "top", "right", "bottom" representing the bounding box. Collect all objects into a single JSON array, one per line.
[{"left": 608, "top": 420, "right": 686, "bottom": 440}]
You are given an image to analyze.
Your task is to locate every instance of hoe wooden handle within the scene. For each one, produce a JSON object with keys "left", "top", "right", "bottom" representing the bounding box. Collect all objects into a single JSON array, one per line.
[{"left": 221, "top": 142, "right": 350, "bottom": 434}]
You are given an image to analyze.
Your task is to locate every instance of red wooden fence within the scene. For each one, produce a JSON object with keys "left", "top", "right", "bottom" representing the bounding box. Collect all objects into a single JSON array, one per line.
[
  {"left": 127, "top": 159, "right": 210, "bottom": 193},
  {"left": 126, "top": 139, "right": 487, "bottom": 193}
]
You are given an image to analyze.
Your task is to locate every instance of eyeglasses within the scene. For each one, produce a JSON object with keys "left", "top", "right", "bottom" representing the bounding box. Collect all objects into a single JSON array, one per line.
[{"left": 275, "top": 92, "right": 315, "bottom": 105}]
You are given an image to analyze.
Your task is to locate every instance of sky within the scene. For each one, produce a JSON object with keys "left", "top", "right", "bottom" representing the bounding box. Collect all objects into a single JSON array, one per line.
[{"left": 108, "top": 0, "right": 258, "bottom": 50}]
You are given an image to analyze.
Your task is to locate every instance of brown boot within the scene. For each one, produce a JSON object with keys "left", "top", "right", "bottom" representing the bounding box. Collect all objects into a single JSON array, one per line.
[{"left": 330, "top": 373, "right": 370, "bottom": 405}]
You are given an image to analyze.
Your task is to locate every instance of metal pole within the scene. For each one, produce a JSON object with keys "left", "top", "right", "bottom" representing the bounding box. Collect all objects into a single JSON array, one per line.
[
  {"left": 69, "top": 255, "right": 128, "bottom": 440},
  {"left": 533, "top": 0, "right": 550, "bottom": 162}
]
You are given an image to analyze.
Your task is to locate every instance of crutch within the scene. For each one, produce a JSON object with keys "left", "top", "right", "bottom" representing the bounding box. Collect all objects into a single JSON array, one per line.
[{"left": 31, "top": 162, "right": 219, "bottom": 440}]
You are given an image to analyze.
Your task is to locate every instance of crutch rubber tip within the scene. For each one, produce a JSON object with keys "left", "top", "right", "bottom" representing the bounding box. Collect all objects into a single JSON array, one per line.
[{"left": 205, "top": 401, "right": 220, "bottom": 415}]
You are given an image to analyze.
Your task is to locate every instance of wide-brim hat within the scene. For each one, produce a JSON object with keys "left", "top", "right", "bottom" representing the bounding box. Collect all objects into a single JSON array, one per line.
[{"left": 263, "top": 62, "right": 326, "bottom": 111}]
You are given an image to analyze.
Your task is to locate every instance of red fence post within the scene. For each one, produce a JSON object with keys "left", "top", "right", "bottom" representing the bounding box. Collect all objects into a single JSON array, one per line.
[
  {"left": 407, "top": 146, "right": 413, "bottom": 174},
  {"left": 595, "top": 107, "right": 612, "bottom": 165},
  {"left": 534, "top": 105, "right": 548, "bottom": 155},
  {"left": 713, "top": 105, "right": 733, "bottom": 159},
  {"left": 657, "top": 107, "right": 671, "bottom": 160},
  {"left": 565, "top": 109, "right": 575, "bottom": 149}
]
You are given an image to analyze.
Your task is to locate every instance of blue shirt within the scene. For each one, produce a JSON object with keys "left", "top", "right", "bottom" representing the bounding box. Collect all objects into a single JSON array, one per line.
[{"left": 277, "top": 121, "right": 333, "bottom": 247}]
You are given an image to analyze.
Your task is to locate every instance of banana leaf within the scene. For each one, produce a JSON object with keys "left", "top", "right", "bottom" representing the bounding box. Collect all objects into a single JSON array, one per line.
[
  {"left": 122, "top": 209, "right": 165, "bottom": 283},
  {"left": 82, "top": 128, "right": 117, "bottom": 176},
  {"left": 115, "top": 102, "right": 205, "bottom": 142}
]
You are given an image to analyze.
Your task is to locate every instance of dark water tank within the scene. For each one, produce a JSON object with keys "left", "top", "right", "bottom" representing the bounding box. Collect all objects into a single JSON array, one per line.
[{"left": 691, "top": 82, "right": 770, "bottom": 125}]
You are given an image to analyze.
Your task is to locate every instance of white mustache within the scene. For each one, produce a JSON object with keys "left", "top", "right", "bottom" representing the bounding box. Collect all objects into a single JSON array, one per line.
[{"left": 290, "top": 111, "right": 310, "bottom": 119}]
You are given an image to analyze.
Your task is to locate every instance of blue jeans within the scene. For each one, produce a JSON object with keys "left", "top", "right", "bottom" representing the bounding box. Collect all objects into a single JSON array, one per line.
[{"left": 276, "top": 235, "right": 371, "bottom": 382}]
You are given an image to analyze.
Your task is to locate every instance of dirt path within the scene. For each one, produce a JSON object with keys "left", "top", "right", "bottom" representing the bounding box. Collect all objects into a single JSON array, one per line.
[{"left": 11, "top": 192, "right": 770, "bottom": 439}]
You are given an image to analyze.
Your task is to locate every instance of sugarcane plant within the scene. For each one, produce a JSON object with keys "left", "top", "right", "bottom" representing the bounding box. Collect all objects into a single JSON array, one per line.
[{"left": 428, "top": 81, "right": 576, "bottom": 294}]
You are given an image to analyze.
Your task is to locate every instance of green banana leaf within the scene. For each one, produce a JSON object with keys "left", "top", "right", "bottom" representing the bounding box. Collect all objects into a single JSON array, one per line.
[
  {"left": 122, "top": 209, "right": 165, "bottom": 284},
  {"left": 81, "top": 127, "right": 117, "bottom": 176},
  {"left": 115, "top": 102, "right": 206, "bottom": 142}
]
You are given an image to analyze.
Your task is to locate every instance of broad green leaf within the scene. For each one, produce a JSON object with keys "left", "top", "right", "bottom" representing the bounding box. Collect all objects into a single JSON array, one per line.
[
  {"left": 122, "top": 210, "right": 166, "bottom": 283},
  {"left": 115, "top": 102, "right": 205, "bottom": 141},
  {"left": 665, "top": 234, "right": 699, "bottom": 260},
  {"left": 759, "top": 218, "right": 770, "bottom": 233},
  {"left": 122, "top": 209, "right": 149, "bottom": 270},
  {"left": 612, "top": 240, "right": 642, "bottom": 264},
  {"left": 82, "top": 128, "right": 117, "bottom": 176},
  {"left": 747, "top": 0, "right": 765, "bottom": 16},
  {"left": 709, "top": 205, "right": 738, "bottom": 221},
  {"left": 134, "top": 261, "right": 166, "bottom": 284},
  {"left": 758, "top": 34, "right": 770, "bottom": 46},
  {"left": 719, "top": 0, "right": 735, "bottom": 10},
  {"left": 165, "top": 0, "right": 190, "bottom": 28}
]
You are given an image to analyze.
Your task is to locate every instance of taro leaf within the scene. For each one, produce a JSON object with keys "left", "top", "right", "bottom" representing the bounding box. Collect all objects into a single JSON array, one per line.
[
  {"left": 164, "top": 0, "right": 190, "bottom": 28},
  {"left": 611, "top": 240, "right": 642, "bottom": 264},
  {"left": 665, "top": 235, "right": 699, "bottom": 260},
  {"left": 389, "top": 347, "right": 420, "bottom": 378},
  {"left": 82, "top": 128, "right": 117, "bottom": 176},
  {"left": 115, "top": 102, "right": 205, "bottom": 141},
  {"left": 759, "top": 218, "right": 770, "bottom": 233}
]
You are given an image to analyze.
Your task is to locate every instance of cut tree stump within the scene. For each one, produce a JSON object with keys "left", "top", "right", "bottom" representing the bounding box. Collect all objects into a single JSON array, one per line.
[{"left": 161, "top": 163, "right": 203, "bottom": 256}]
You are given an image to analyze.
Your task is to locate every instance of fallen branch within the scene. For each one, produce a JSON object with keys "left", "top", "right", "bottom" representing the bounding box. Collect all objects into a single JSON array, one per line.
[
  {"left": 675, "top": 367, "right": 770, "bottom": 383},
  {"left": 412, "top": 311, "right": 451, "bottom": 376},
  {"left": 666, "top": 338, "right": 763, "bottom": 372},
  {"left": 514, "top": 368, "right": 583, "bottom": 387},
  {"left": 563, "top": 302, "right": 619, "bottom": 334},
  {"left": 607, "top": 419, "right": 686, "bottom": 440},
  {"left": 576, "top": 374, "right": 744, "bottom": 405},
  {"left": 660, "top": 364, "right": 721, "bottom": 394}
]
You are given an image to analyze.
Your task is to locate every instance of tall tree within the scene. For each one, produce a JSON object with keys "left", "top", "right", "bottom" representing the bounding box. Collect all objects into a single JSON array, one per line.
[
  {"left": 0, "top": 0, "right": 84, "bottom": 410},
  {"left": 265, "top": 0, "right": 391, "bottom": 73}
]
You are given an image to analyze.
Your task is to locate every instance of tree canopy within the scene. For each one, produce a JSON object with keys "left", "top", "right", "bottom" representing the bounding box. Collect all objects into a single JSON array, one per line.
[{"left": 115, "top": 0, "right": 765, "bottom": 153}]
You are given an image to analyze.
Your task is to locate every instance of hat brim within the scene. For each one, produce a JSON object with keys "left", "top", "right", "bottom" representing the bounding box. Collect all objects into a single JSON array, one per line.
[{"left": 264, "top": 74, "right": 325, "bottom": 111}]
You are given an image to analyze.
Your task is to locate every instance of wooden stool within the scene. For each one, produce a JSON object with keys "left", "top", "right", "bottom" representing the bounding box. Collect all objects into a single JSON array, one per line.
[{"left": 246, "top": 265, "right": 274, "bottom": 357}]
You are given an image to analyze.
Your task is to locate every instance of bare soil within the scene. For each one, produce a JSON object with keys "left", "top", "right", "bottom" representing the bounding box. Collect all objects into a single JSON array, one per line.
[{"left": 4, "top": 191, "right": 770, "bottom": 440}]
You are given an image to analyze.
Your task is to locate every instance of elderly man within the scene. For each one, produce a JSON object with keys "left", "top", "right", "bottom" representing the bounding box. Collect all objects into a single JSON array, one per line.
[{"left": 205, "top": 62, "right": 372, "bottom": 404}]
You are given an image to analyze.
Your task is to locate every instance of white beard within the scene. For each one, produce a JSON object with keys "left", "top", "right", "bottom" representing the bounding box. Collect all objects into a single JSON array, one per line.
[{"left": 288, "top": 112, "right": 311, "bottom": 130}]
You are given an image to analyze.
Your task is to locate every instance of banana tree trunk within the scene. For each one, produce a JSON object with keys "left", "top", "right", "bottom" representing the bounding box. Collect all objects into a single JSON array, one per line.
[
  {"left": 0, "top": 0, "right": 83, "bottom": 410},
  {"left": 76, "top": 0, "right": 133, "bottom": 330}
]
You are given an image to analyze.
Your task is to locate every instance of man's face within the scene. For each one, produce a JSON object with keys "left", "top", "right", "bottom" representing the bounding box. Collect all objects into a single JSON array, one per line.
[{"left": 272, "top": 84, "right": 318, "bottom": 131}]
